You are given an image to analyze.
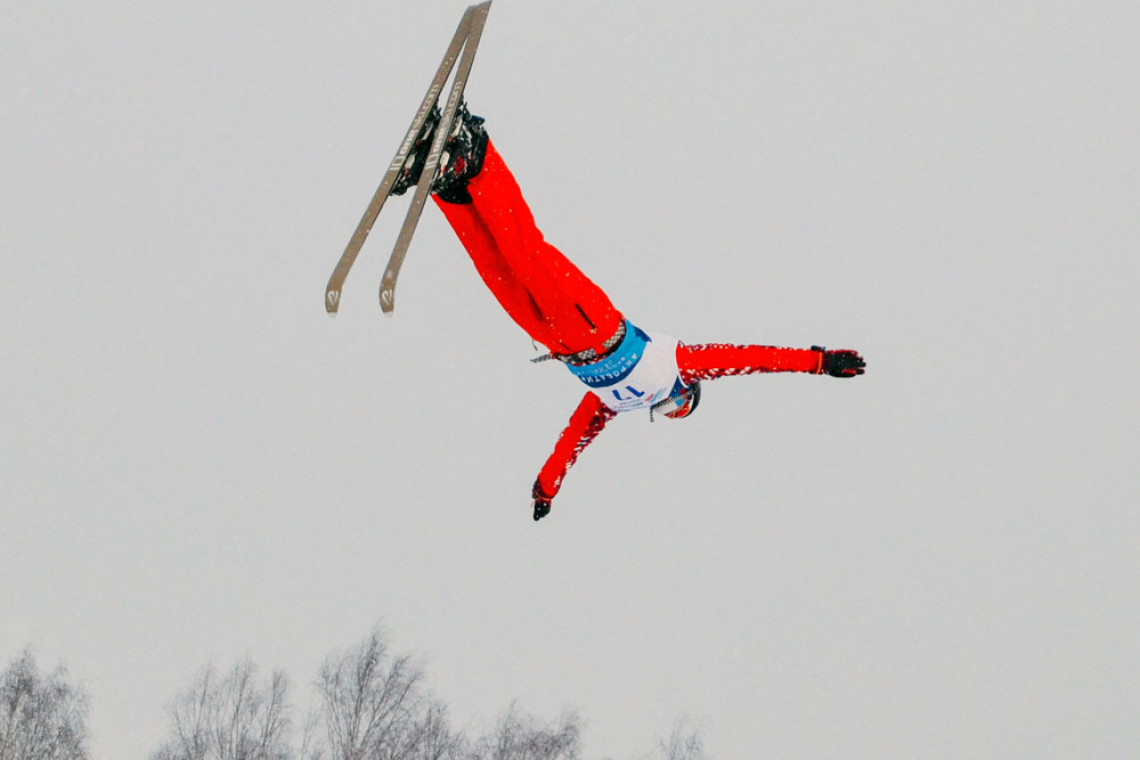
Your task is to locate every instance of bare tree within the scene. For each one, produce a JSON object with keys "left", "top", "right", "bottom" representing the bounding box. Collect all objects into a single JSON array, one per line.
[
  {"left": 653, "top": 718, "right": 705, "bottom": 760},
  {"left": 150, "top": 657, "right": 292, "bottom": 760},
  {"left": 143, "top": 628, "right": 702, "bottom": 760},
  {"left": 306, "top": 628, "right": 455, "bottom": 760},
  {"left": 300, "top": 691, "right": 460, "bottom": 760},
  {"left": 0, "top": 650, "right": 90, "bottom": 760},
  {"left": 466, "top": 704, "right": 580, "bottom": 760},
  {"left": 406, "top": 701, "right": 465, "bottom": 760}
]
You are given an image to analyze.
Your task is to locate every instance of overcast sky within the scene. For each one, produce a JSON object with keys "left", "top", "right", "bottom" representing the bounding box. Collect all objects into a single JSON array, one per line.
[{"left": 2, "top": 1, "right": 1138, "bottom": 758}]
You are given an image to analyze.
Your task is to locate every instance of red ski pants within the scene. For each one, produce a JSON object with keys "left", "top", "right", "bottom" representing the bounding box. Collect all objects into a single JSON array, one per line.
[{"left": 433, "top": 140, "right": 622, "bottom": 356}]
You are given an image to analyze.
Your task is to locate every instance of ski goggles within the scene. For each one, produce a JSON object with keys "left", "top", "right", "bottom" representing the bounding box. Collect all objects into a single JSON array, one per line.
[{"left": 651, "top": 382, "right": 701, "bottom": 421}]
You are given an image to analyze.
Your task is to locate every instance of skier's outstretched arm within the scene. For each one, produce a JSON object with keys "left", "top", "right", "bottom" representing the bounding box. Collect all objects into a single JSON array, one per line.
[
  {"left": 677, "top": 343, "right": 865, "bottom": 383},
  {"left": 532, "top": 392, "right": 617, "bottom": 521}
]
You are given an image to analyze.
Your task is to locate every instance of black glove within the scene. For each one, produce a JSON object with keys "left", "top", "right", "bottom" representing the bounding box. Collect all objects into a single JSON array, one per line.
[
  {"left": 532, "top": 480, "right": 553, "bottom": 521},
  {"left": 532, "top": 498, "right": 551, "bottom": 521},
  {"left": 812, "top": 346, "right": 866, "bottom": 378}
]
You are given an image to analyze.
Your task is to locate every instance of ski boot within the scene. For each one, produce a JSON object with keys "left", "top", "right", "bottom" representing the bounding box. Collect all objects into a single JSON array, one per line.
[
  {"left": 390, "top": 106, "right": 442, "bottom": 196},
  {"left": 390, "top": 103, "right": 488, "bottom": 204},
  {"left": 433, "top": 103, "right": 488, "bottom": 204}
]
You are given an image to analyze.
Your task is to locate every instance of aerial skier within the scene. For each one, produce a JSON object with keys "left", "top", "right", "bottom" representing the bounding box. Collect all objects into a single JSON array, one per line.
[{"left": 390, "top": 105, "right": 866, "bottom": 521}]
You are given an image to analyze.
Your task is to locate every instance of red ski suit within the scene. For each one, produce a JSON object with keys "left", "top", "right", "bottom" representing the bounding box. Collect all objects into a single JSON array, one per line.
[{"left": 434, "top": 140, "right": 826, "bottom": 504}]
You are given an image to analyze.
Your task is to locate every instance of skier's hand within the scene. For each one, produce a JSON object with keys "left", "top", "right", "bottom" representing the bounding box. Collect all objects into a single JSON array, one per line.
[
  {"left": 532, "top": 480, "right": 553, "bottom": 521},
  {"left": 813, "top": 347, "right": 866, "bottom": 378},
  {"left": 532, "top": 498, "right": 551, "bottom": 521}
]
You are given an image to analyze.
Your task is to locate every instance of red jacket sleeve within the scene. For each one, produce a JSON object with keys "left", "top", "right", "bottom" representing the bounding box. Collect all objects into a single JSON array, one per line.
[
  {"left": 535, "top": 392, "right": 617, "bottom": 501},
  {"left": 677, "top": 343, "right": 824, "bottom": 384}
]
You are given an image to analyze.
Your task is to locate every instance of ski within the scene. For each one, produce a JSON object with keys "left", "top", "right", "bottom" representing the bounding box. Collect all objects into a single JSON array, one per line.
[
  {"left": 380, "top": 1, "right": 491, "bottom": 315},
  {"left": 324, "top": 2, "right": 489, "bottom": 316}
]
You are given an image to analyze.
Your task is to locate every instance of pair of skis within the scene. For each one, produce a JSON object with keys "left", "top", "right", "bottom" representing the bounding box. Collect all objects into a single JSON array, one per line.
[{"left": 325, "top": 1, "right": 492, "bottom": 317}]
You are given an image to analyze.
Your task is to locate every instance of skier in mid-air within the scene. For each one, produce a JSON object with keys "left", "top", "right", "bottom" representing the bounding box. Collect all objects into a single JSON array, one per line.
[{"left": 391, "top": 105, "right": 866, "bottom": 521}]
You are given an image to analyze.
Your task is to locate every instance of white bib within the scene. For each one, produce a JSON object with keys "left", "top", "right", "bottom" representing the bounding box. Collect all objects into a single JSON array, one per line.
[{"left": 589, "top": 333, "right": 681, "bottom": 413}]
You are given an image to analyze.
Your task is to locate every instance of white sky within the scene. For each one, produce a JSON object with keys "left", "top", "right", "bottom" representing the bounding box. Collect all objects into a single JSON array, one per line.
[{"left": 2, "top": 1, "right": 1138, "bottom": 758}]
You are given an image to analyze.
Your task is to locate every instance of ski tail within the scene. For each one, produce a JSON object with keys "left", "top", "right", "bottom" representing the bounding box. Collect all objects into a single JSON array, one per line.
[{"left": 324, "top": 3, "right": 483, "bottom": 316}]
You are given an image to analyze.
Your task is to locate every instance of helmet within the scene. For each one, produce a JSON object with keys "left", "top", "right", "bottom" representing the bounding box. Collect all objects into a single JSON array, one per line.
[{"left": 652, "top": 381, "right": 701, "bottom": 421}]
